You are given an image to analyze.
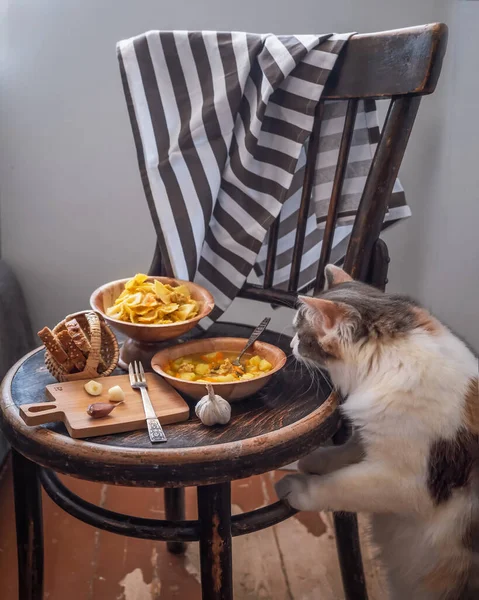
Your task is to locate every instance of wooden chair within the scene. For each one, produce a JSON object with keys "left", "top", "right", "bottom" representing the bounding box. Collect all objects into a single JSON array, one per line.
[
  {"left": 150, "top": 22, "right": 448, "bottom": 597},
  {"left": 0, "top": 23, "right": 447, "bottom": 600}
]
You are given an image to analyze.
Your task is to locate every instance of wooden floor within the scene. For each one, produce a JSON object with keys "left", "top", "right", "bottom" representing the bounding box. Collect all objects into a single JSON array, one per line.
[{"left": 0, "top": 458, "right": 388, "bottom": 599}]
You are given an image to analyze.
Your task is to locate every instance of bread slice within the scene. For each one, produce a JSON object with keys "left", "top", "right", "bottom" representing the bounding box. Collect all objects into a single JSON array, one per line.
[
  {"left": 57, "top": 330, "right": 87, "bottom": 371},
  {"left": 65, "top": 318, "right": 91, "bottom": 354},
  {"left": 38, "top": 327, "right": 73, "bottom": 372},
  {"left": 65, "top": 317, "right": 107, "bottom": 371}
]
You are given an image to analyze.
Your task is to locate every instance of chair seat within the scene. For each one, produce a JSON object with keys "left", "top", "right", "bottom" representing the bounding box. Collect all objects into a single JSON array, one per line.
[{"left": 0, "top": 323, "right": 339, "bottom": 487}]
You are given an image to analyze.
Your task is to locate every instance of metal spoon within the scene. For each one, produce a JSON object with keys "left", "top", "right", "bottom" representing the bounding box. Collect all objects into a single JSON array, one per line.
[{"left": 232, "top": 317, "right": 271, "bottom": 368}]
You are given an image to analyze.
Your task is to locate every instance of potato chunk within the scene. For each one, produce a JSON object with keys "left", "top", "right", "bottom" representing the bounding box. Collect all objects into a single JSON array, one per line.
[
  {"left": 259, "top": 359, "right": 273, "bottom": 372},
  {"left": 178, "top": 372, "right": 196, "bottom": 381},
  {"left": 248, "top": 355, "right": 261, "bottom": 367},
  {"left": 195, "top": 363, "right": 210, "bottom": 376}
]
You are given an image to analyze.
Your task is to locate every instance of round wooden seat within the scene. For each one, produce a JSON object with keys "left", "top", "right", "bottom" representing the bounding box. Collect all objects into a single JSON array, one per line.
[{"left": 0, "top": 323, "right": 338, "bottom": 487}]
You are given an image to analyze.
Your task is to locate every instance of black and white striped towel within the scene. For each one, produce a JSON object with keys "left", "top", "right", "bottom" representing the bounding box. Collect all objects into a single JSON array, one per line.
[{"left": 117, "top": 31, "right": 409, "bottom": 329}]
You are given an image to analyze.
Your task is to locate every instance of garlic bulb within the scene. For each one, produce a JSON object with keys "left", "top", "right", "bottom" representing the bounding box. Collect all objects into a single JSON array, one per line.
[{"left": 195, "top": 384, "right": 231, "bottom": 426}]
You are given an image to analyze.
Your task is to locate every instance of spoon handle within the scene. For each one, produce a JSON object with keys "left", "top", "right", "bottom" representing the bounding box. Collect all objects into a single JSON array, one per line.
[{"left": 237, "top": 317, "right": 271, "bottom": 362}]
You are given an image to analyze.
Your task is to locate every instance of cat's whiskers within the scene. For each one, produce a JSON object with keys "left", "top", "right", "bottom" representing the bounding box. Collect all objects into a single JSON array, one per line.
[
  {"left": 300, "top": 360, "right": 321, "bottom": 399},
  {"left": 297, "top": 355, "right": 333, "bottom": 394},
  {"left": 277, "top": 324, "right": 294, "bottom": 345}
]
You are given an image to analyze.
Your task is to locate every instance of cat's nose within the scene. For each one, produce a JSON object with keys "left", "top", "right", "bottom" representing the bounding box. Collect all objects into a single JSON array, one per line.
[{"left": 290, "top": 334, "right": 298, "bottom": 349}]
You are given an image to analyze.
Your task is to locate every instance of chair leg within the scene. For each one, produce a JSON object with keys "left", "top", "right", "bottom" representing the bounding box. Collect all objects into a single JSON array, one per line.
[
  {"left": 334, "top": 512, "right": 368, "bottom": 600},
  {"left": 332, "top": 420, "right": 368, "bottom": 600},
  {"left": 197, "top": 483, "right": 233, "bottom": 600},
  {"left": 164, "top": 488, "right": 186, "bottom": 554},
  {"left": 12, "top": 450, "right": 44, "bottom": 600}
]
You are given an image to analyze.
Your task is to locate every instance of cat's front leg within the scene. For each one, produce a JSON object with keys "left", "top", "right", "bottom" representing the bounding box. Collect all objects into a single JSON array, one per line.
[
  {"left": 276, "top": 463, "right": 431, "bottom": 514},
  {"left": 298, "top": 432, "right": 364, "bottom": 475}
]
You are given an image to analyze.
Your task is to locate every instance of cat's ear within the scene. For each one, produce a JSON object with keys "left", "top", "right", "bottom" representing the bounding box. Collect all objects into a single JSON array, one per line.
[
  {"left": 324, "top": 264, "right": 352, "bottom": 290},
  {"left": 299, "top": 297, "right": 346, "bottom": 330}
]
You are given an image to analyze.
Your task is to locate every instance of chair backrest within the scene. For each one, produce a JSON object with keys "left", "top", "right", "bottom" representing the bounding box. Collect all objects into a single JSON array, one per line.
[{"left": 150, "top": 23, "right": 448, "bottom": 304}]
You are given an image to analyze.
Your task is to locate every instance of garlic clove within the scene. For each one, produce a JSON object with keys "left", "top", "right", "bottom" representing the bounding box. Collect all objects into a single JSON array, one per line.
[
  {"left": 108, "top": 385, "right": 125, "bottom": 403},
  {"left": 84, "top": 380, "right": 103, "bottom": 396},
  {"left": 87, "top": 402, "right": 122, "bottom": 418}
]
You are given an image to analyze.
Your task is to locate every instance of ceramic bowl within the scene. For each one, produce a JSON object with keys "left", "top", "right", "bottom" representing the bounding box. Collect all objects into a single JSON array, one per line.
[
  {"left": 151, "top": 337, "right": 287, "bottom": 402},
  {"left": 90, "top": 276, "right": 214, "bottom": 343},
  {"left": 90, "top": 276, "right": 215, "bottom": 369}
]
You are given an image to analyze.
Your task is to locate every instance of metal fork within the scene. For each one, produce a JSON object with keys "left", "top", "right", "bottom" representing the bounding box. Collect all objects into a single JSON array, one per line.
[{"left": 129, "top": 361, "right": 167, "bottom": 443}]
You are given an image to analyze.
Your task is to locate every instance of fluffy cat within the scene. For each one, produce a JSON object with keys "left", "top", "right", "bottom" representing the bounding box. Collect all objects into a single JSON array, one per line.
[{"left": 276, "top": 264, "right": 479, "bottom": 600}]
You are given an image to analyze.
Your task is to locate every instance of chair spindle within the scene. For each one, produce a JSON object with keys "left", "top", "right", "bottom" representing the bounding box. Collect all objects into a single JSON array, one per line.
[
  {"left": 288, "top": 102, "right": 325, "bottom": 292},
  {"left": 264, "top": 217, "right": 280, "bottom": 288},
  {"left": 314, "top": 99, "right": 359, "bottom": 294},
  {"left": 343, "top": 96, "right": 421, "bottom": 281}
]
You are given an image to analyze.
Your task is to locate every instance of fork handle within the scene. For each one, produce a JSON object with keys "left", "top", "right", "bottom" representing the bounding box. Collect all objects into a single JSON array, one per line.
[
  {"left": 237, "top": 317, "right": 271, "bottom": 362},
  {"left": 140, "top": 388, "right": 167, "bottom": 443},
  {"left": 147, "top": 418, "right": 167, "bottom": 443}
]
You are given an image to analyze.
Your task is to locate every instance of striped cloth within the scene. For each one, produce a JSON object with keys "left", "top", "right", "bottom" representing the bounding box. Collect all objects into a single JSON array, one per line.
[{"left": 117, "top": 31, "right": 409, "bottom": 329}]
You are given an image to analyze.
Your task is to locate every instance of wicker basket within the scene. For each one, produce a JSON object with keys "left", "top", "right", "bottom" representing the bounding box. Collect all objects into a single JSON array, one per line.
[{"left": 44, "top": 310, "right": 119, "bottom": 382}]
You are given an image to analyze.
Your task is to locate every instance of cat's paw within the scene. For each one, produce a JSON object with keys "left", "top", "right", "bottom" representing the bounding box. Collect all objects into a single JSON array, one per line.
[{"left": 275, "top": 474, "right": 311, "bottom": 511}]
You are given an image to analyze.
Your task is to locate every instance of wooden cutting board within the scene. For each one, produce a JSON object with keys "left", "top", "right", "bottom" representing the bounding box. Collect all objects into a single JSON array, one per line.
[{"left": 19, "top": 373, "right": 190, "bottom": 439}]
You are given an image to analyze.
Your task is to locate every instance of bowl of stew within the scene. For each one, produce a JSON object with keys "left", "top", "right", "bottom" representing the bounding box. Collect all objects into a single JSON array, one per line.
[{"left": 151, "top": 337, "right": 287, "bottom": 401}]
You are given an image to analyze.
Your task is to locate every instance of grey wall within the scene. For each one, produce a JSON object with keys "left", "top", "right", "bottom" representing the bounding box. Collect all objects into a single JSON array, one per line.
[
  {"left": 1, "top": 0, "right": 477, "bottom": 351},
  {"left": 408, "top": 2, "right": 479, "bottom": 351}
]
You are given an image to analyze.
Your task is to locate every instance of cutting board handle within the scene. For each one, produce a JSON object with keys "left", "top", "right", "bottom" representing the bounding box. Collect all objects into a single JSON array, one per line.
[{"left": 20, "top": 403, "right": 65, "bottom": 426}]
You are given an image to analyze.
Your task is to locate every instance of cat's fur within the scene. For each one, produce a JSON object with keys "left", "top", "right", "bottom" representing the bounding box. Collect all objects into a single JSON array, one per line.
[{"left": 275, "top": 265, "right": 479, "bottom": 600}]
